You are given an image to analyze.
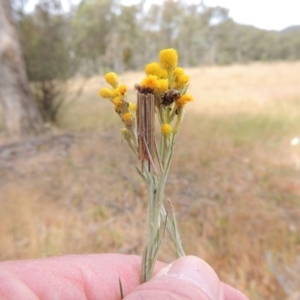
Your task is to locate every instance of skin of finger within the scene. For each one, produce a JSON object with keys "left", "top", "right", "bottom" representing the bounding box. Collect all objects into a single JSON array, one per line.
[
  {"left": 0, "top": 254, "right": 165, "bottom": 300},
  {"left": 123, "top": 255, "right": 224, "bottom": 300},
  {"left": 222, "top": 283, "right": 249, "bottom": 300},
  {"left": 0, "top": 254, "right": 248, "bottom": 300},
  {"left": 0, "top": 268, "right": 39, "bottom": 300},
  {"left": 124, "top": 277, "right": 249, "bottom": 300},
  {"left": 124, "top": 276, "right": 216, "bottom": 300}
]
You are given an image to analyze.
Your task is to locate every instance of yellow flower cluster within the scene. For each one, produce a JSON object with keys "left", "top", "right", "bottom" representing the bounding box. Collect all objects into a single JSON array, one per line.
[
  {"left": 99, "top": 72, "right": 134, "bottom": 126},
  {"left": 140, "top": 49, "right": 177, "bottom": 94},
  {"left": 138, "top": 48, "right": 192, "bottom": 109},
  {"left": 99, "top": 48, "right": 194, "bottom": 136}
]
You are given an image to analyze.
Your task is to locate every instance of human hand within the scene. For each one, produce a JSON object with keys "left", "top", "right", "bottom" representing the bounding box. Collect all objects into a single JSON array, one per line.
[{"left": 0, "top": 254, "right": 248, "bottom": 299}]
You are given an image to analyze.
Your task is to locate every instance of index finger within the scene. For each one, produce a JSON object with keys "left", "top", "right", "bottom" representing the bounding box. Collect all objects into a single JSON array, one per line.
[{"left": 0, "top": 254, "right": 165, "bottom": 300}]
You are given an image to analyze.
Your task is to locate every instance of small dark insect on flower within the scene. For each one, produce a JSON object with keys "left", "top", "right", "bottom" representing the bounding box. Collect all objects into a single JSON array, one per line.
[{"left": 162, "top": 89, "right": 181, "bottom": 106}]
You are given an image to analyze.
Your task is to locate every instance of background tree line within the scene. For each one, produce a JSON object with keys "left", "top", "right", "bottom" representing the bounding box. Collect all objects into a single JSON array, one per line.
[{"left": 17, "top": 0, "right": 300, "bottom": 76}]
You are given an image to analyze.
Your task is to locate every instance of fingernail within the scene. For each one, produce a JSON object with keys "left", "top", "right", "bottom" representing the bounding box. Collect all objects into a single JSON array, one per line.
[{"left": 155, "top": 256, "right": 223, "bottom": 300}]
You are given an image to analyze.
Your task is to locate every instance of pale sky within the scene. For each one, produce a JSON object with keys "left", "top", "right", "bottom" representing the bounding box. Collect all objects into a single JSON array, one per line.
[
  {"left": 25, "top": 0, "right": 300, "bottom": 31},
  {"left": 195, "top": 0, "right": 300, "bottom": 30}
]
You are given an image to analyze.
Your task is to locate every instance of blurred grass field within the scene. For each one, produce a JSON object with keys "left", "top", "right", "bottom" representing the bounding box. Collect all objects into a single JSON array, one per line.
[{"left": 1, "top": 62, "right": 300, "bottom": 299}]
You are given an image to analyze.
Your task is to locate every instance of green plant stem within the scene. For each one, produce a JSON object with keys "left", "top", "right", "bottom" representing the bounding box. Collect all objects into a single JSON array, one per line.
[
  {"left": 160, "top": 205, "right": 185, "bottom": 257},
  {"left": 158, "top": 135, "right": 185, "bottom": 257},
  {"left": 141, "top": 171, "right": 160, "bottom": 282},
  {"left": 140, "top": 134, "right": 185, "bottom": 282}
]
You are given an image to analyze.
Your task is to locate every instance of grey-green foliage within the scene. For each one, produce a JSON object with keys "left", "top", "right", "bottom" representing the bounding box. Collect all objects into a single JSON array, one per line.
[
  {"left": 72, "top": 0, "right": 117, "bottom": 74},
  {"left": 19, "top": 0, "right": 71, "bottom": 81},
  {"left": 72, "top": 0, "right": 149, "bottom": 74},
  {"left": 17, "top": 0, "right": 75, "bottom": 123},
  {"left": 18, "top": 0, "right": 300, "bottom": 82},
  {"left": 279, "top": 27, "right": 300, "bottom": 60}
]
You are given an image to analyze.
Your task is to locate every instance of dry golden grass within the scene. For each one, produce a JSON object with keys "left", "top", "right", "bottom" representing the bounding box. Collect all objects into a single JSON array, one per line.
[{"left": 1, "top": 62, "right": 300, "bottom": 299}]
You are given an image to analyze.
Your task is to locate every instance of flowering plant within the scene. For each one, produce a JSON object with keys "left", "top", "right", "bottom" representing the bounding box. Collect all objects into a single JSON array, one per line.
[{"left": 99, "top": 48, "right": 193, "bottom": 283}]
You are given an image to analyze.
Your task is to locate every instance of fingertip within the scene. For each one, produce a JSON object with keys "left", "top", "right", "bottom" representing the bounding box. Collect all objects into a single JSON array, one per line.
[
  {"left": 155, "top": 256, "right": 224, "bottom": 300},
  {"left": 126, "top": 256, "right": 224, "bottom": 300}
]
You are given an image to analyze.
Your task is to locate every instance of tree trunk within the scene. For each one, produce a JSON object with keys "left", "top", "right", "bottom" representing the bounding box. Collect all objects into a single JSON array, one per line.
[{"left": 0, "top": 0, "right": 43, "bottom": 137}]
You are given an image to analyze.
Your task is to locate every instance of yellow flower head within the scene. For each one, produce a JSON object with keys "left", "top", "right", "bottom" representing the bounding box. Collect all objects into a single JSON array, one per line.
[
  {"left": 159, "top": 48, "right": 178, "bottom": 70},
  {"left": 141, "top": 75, "right": 158, "bottom": 90},
  {"left": 159, "top": 68, "right": 168, "bottom": 79},
  {"left": 123, "top": 112, "right": 132, "bottom": 125},
  {"left": 145, "top": 62, "right": 161, "bottom": 76},
  {"left": 157, "top": 79, "right": 168, "bottom": 95},
  {"left": 181, "top": 93, "right": 193, "bottom": 102},
  {"left": 104, "top": 72, "right": 119, "bottom": 88},
  {"left": 173, "top": 67, "right": 184, "bottom": 77},
  {"left": 121, "top": 127, "right": 131, "bottom": 139},
  {"left": 161, "top": 123, "right": 173, "bottom": 136},
  {"left": 118, "top": 84, "right": 127, "bottom": 94},
  {"left": 112, "top": 97, "right": 122, "bottom": 106},
  {"left": 112, "top": 88, "right": 120, "bottom": 98},
  {"left": 177, "top": 93, "right": 193, "bottom": 107},
  {"left": 99, "top": 87, "right": 113, "bottom": 98},
  {"left": 129, "top": 102, "right": 137, "bottom": 111},
  {"left": 175, "top": 74, "right": 190, "bottom": 89}
]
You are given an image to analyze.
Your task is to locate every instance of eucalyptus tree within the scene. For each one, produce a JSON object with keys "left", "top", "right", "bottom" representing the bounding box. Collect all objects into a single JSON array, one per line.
[{"left": 0, "top": 0, "right": 43, "bottom": 137}]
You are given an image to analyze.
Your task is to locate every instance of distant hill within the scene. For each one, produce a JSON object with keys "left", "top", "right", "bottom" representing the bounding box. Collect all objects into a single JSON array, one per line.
[{"left": 281, "top": 25, "right": 300, "bottom": 33}]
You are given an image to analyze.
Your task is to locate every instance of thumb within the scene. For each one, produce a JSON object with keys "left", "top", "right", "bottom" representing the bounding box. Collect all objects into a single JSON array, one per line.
[{"left": 125, "top": 256, "right": 224, "bottom": 300}]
